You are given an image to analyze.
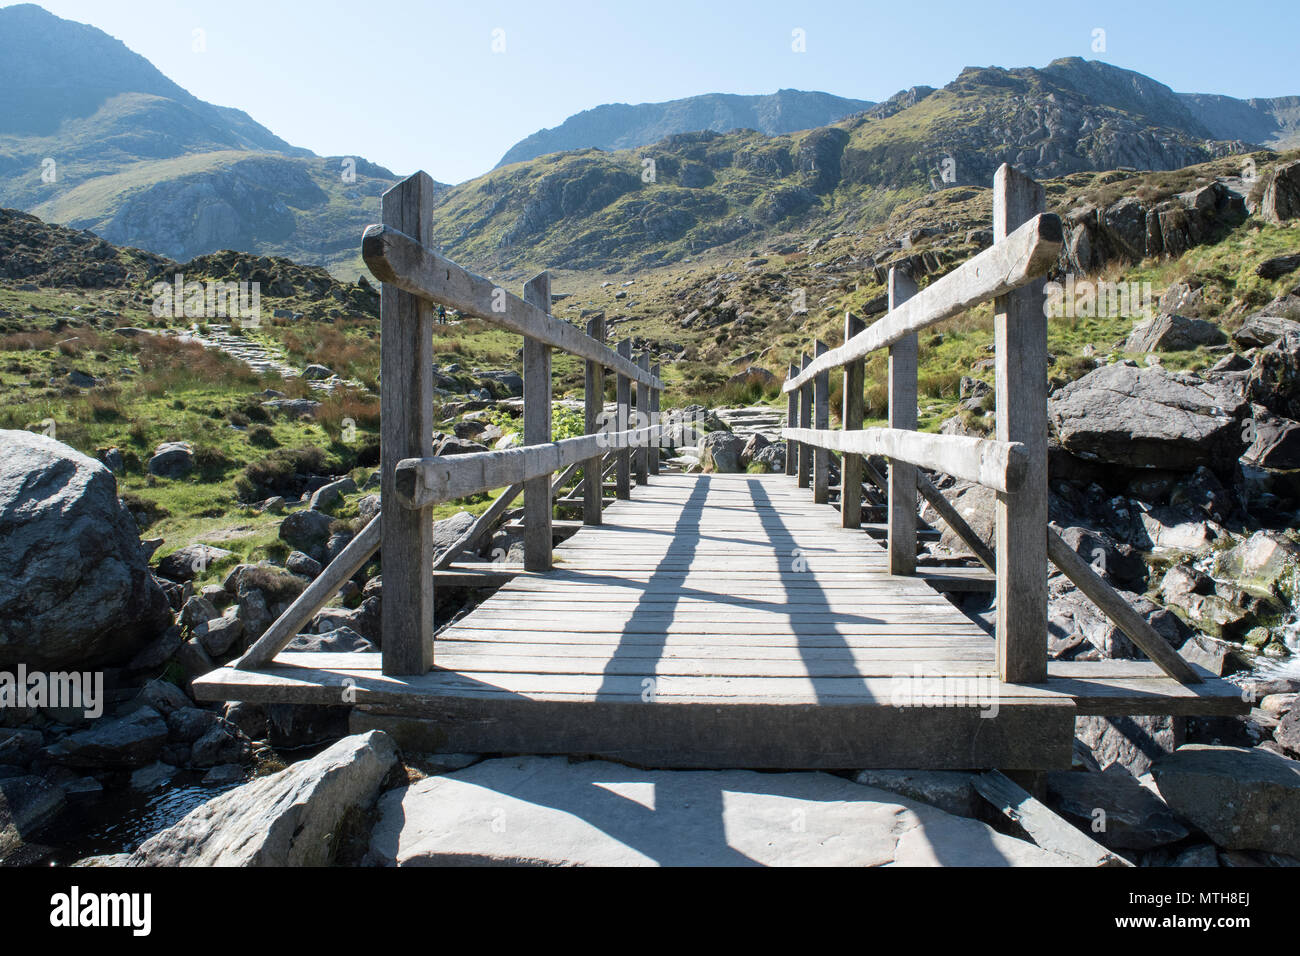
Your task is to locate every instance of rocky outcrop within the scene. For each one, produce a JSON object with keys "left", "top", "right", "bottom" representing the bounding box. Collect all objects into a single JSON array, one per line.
[
  {"left": 1062, "top": 181, "right": 1248, "bottom": 273},
  {"left": 0, "top": 430, "right": 171, "bottom": 668},
  {"left": 1247, "top": 331, "right": 1300, "bottom": 421},
  {"left": 1260, "top": 160, "right": 1300, "bottom": 224},
  {"left": 129, "top": 730, "right": 397, "bottom": 866}
]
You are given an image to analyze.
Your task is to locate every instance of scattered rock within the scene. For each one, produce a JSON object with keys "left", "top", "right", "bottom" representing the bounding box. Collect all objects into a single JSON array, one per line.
[
  {"left": 1233, "top": 314, "right": 1300, "bottom": 349},
  {"left": 434, "top": 511, "right": 476, "bottom": 558},
  {"left": 285, "top": 626, "right": 375, "bottom": 654},
  {"left": 309, "top": 476, "right": 356, "bottom": 512},
  {"left": 130, "top": 761, "right": 177, "bottom": 792},
  {"left": 1256, "top": 253, "right": 1300, "bottom": 281},
  {"left": 286, "top": 550, "right": 323, "bottom": 578},
  {"left": 278, "top": 509, "right": 335, "bottom": 558},
  {"left": 853, "top": 769, "right": 981, "bottom": 817},
  {"left": 1075, "top": 715, "right": 1184, "bottom": 776},
  {"left": 194, "top": 612, "right": 245, "bottom": 658}
]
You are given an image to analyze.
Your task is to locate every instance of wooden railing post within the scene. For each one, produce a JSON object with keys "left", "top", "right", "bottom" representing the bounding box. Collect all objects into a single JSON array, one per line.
[
  {"left": 797, "top": 352, "right": 812, "bottom": 489},
  {"left": 813, "top": 339, "right": 830, "bottom": 505},
  {"left": 583, "top": 315, "right": 606, "bottom": 525},
  {"left": 379, "top": 172, "right": 436, "bottom": 676},
  {"left": 635, "top": 351, "right": 650, "bottom": 486},
  {"left": 522, "top": 272, "right": 553, "bottom": 572},
  {"left": 615, "top": 339, "right": 632, "bottom": 499},
  {"left": 887, "top": 268, "right": 919, "bottom": 576},
  {"left": 785, "top": 363, "right": 798, "bottom": 477},
  {"left": 649, "top": 362, "right": 661, "bottom": 476},
  {"left": 841, "top": 312, "right": 866, "bottom": 528},
  {"left": 994, "top": 164, "right": 1049, "bottom": 684}
]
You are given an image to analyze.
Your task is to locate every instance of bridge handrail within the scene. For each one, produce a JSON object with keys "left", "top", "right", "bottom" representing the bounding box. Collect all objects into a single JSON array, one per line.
[
  {"left": 781, "top": 211, "right": 1062, "bottom": 393},
  {"left": 362, "top": 223, "right": 661, "bottom": 389},
  {"left": 781, "top": 163, "right": 1198, "bottom": 686},
  {"left": 239, "top": 171, "right": 664, "bottom": 676}
]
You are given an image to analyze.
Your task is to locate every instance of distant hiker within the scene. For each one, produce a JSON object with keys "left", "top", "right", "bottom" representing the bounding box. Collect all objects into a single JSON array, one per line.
[{"left": 438, "top": 305, "right": 447, "bottom": 324}]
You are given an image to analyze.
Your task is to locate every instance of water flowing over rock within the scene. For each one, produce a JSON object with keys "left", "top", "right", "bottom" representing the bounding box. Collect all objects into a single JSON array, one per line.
[{"left": 0, "top": 430, "right": 171, "bottom": 668}]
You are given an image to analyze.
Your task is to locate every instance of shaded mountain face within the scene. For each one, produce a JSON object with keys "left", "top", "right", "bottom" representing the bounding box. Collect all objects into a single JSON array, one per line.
[
  {"left": 1178, "top": 93, "right": 1300, "bottom": 150},
  {"left": 495, "top": 90, "right": 875, "bottom": 168}
]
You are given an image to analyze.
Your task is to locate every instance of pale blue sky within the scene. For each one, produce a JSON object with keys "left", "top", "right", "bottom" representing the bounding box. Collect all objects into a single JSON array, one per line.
[{"left": 17, "top": 0, "right": 1300, "bottom": 183}]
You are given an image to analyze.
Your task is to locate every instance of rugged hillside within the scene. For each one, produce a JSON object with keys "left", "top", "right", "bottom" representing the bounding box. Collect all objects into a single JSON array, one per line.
[
  {"left": 0, "top": 5, "right": 1293, "bottom": 283},
  {"left": 495, "top": 89, "right": 875, "bottom": 167},
  {"left": 429, "top": 60, "right": 1265, "bottom": 275},
  {"left": 0, "top": 4, "right": 410, "bottom": 276}
]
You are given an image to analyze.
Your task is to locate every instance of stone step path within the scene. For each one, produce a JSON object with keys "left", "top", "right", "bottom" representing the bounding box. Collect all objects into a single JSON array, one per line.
[
  {"left": 714, "top": 405, "right": 786, "bottom": 441},
  {"left": 174, "top": 324, "right": 362, "bottom": 392}
]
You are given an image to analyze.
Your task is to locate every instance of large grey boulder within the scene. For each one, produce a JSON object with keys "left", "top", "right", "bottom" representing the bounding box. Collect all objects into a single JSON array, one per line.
[
  {"left": 366, "top": 756, "right": 1064, "bottom": 866},
  {"left": 1048, "top": 363, "right": 1246, "bottom": 470},
  {"left": 44, "top": 706, "right": 168, "bottom": 768},
  {"left": 1152, "top": 744, "right": 1300, "bottom": 857},
  {"left": 147, "top": 441, "right": 194, "bottom": 478},
  {"left": 0, "top": 430, "right": 171, "bottom": 668},
  {"left": 1124, "top": 313, "right": 1225, "bottom": 353},
  {"left": 129, "top": 730, "right": 398, "bottom": 866},
  {"left": 278, "top": 508, "right": 334, "bottom": 558},
  {"left": 434, "top": 510, "right": 476, "bottom": 558},
  {"left": 698, "top": 432, "right": 747, "bottom": 473}
]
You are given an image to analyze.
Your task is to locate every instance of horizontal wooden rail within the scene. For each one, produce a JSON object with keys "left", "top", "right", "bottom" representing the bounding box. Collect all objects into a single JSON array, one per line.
[
  {"left": 783, "top": 213, "right": 1062, "bottom": 393},
  {"left": 395, "top": 423, "right": 662, "bottom": 510},
  {"left": 363, "top": 224, "right": 661, "bottom": 389},
  {"left": 782, "top": 426, "right": 1026, "bottom": 494}
]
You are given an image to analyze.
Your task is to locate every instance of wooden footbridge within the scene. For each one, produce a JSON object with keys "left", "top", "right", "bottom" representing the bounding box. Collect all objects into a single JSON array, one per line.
[{"left": 194, "top": 165, "right": 1245, "bottom": 769}]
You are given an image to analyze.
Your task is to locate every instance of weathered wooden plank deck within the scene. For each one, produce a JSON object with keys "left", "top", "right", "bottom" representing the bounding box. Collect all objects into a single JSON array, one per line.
[{"left": 194, "top": 473, "right": 1245, "bottom": 769}]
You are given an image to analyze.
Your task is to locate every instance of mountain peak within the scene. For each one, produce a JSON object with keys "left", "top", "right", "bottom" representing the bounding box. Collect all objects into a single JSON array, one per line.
[{"left": 494, "top": 89, "right": 875, "bottom": 168}]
